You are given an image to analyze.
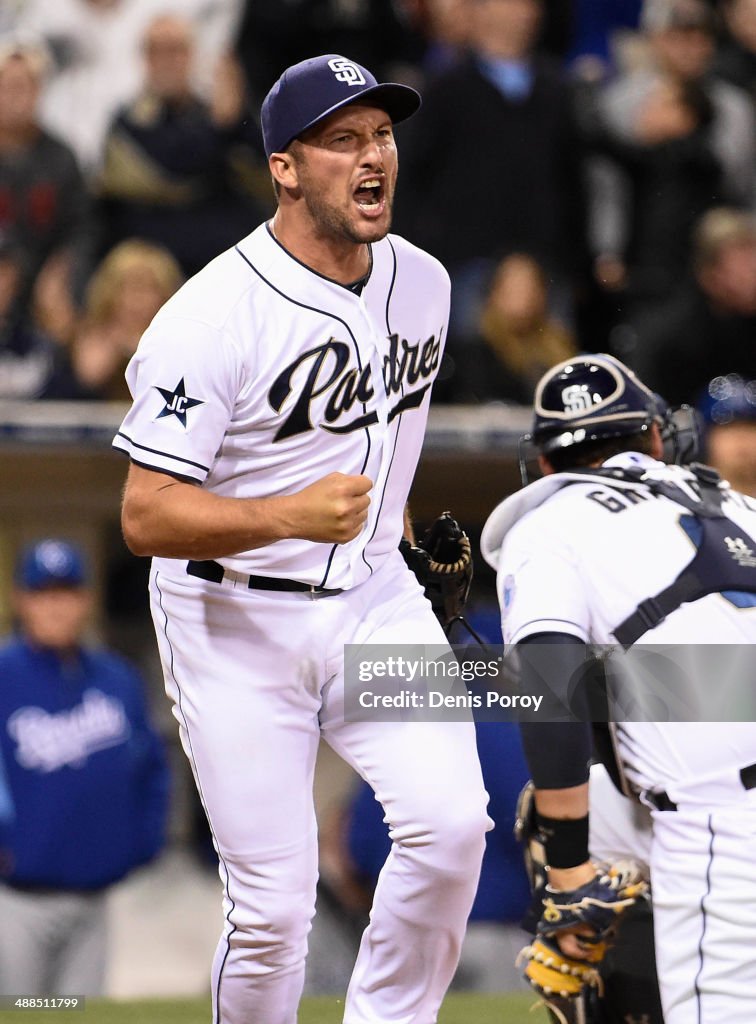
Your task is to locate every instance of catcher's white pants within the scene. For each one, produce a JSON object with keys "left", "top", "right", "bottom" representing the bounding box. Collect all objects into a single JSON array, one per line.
[
  {"left": 149, "top": 552, "right": 490, "bottom": 1024},
  {"left": 588, "top": 762, "right": 653, "bottom": 867},
  {"left": 648, "top": 780, "right": 756, "bottom": 1024},
  {"left": 589, "top": 761, "right": 756, "bottom": 1023}
]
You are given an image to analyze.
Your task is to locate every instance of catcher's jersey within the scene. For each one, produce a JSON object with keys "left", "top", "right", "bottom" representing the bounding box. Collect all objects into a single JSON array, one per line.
[
  {"left": 113, "top": 223, "right": 449, "bottom": 589},
  {"left": 482, "top": 452, "right": 756, "bottom": 793}
]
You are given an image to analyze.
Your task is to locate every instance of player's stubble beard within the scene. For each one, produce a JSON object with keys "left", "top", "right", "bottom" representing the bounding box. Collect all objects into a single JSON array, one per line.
[{"left": 297, "top": 165, "right": 396, "bottom": 246}]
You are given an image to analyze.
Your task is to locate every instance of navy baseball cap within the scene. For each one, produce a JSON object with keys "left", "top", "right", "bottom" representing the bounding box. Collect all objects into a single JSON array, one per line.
[
  {"left": 15, "top": 539, "right": 87, "bottom": 590},
  {"left": 261, "top": 54, "right": 421, "bottom": 158}
]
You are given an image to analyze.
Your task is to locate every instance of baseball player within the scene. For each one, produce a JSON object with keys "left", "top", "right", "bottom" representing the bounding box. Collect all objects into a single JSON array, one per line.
[
  {"left": 482, "top": 354, "right": 756, "bottom": 1024},
  {"left": 113, "top": 54, "right": 490, "bottom": 1024}
]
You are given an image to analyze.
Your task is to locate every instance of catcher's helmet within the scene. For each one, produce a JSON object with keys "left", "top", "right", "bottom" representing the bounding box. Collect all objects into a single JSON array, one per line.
[
  {"left": 518, "top": 354, "right": 701, "bottom": 483},
  {"left": 532, "top": 354, "right": 662, "bottom": 455}
]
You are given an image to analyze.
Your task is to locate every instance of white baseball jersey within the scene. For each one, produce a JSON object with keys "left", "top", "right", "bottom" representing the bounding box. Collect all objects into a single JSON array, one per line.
[
  {"left": 113, "top": 222, "right": 449, "bottom": 588},
  {"left": 482, "top": 451, "right": 756, "bottom": 793},
  {"left": 484, "top": 452, "right": 756, "bottom": 1024}
]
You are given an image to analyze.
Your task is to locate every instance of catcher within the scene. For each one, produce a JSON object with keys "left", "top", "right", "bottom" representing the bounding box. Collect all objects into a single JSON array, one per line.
[
  {"left": 404, "top": 508, "right": 661, "bottom": 1023},
  {"left": 482, "top": 354, "right": 756, "bottom": 1024},
  {"left": 403, "top": 507, "right": 662, "bottom": 1023}
]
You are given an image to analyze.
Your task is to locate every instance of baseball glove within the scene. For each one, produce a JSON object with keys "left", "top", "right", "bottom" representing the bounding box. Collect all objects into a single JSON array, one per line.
[
  {"left": 538, "top": 862, "right": 648, "bottom": 941},
  {"left": 517, "top": 935, "right": 604, "bottom": 1024},
  {"left": 520, "top": 863, "right": 649, "bottom": 1024},
  {"left": 399, "top": 512, "right": 473, "bottom": 632}
]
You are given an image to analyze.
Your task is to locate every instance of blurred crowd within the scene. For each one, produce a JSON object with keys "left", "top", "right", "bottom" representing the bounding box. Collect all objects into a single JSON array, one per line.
[
  {"left": 1, "top": 2, "right": 755, "bottom": 996},
  {"left": 0, "top": 0, "right": 754, "bottom": 454}
]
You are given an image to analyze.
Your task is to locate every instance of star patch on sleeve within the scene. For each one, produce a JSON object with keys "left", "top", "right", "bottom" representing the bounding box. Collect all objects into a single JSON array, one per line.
[{"left": 154, "top": 378, "right": 204, "bottom": 427}]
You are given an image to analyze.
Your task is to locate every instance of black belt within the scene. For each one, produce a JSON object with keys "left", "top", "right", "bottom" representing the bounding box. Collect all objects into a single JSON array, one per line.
[
  {"left": 186, "top": 559, "right": 343, "bottom": 596},
  {"left": 644, "top": 761, "right": 756, "bottom": 812}
]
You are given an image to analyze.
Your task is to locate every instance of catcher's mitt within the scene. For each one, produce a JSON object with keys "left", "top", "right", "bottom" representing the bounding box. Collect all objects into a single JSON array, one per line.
[
  {"left": 521, "top": 863, "right": 649, "bottom": 1024},
  {"left": 538, "top": 862, "right": 648, "bottom": 941},
  {"left": 517, "top": 935, "right": 605, "bottom": 1024},
  {"left": 399, "top": 512, "right": 473, "bottom": 632}
]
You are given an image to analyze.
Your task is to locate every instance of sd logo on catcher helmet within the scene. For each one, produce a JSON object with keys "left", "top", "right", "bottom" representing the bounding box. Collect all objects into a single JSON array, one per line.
[
  {"left": 533, "top": 354, "right": 662, "bottom": 455},
  {"left": 518, "top": 353, "right": 700, "bottom": 483}
]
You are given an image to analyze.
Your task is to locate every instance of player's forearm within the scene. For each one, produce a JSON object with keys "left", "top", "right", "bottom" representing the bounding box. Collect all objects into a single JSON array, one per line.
[
  {"left": 121, "top": 463, "right": 371, "bottom": 558},
  {"left": 535, "top": 782, "right": 589, "bottom": 821},
  {"left": 517, "top": 634, "right": 594, "bottom": 789},
  {"left": 547, "top": 861, "right": 596, "bottom": 889},
  {"left": 122, "top": 475, "right": 294, "bottom": 559},
  {"left": 533, "top": 782, "right": 593, "bottom": 886}
]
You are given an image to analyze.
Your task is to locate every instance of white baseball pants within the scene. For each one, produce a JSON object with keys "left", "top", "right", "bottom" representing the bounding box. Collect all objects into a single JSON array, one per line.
[
  {"left": 649, "top": 782, "right": 756, "bottom": 1024},
  {"left": 588, "top": 762, "right": 653, "bottom": 868},
  {"left": 149, "top": 552, "right": 491, "bottom": 1024}
]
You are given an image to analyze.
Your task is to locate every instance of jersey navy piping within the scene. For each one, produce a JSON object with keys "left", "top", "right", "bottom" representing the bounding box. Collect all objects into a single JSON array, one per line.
[
  {"left": 115, "top": 430, "right": 210, "bottom": 474},
  {"left": 233, "top": 244, "right": 373, "bottom": 588},
  {"left": 384, "top": 237, "right": 398, "bottom": 334},
  {"left": 693, "top": 816, "right": 715, "bottom": 1024},
  {"left": 362, "top": 235, "right": 401, "bottom": 570},
  {"left": 154, "top": 572, "right": 236, "bottom": 1023},
  {"left": 264, "top": 221, "right": 374, "bottom": 294},
  {"left": 513, "top": 617, "right": 588, "bottom": 637}
]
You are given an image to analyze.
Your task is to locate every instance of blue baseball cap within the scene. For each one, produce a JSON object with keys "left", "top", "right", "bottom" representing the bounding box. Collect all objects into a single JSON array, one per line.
[
  {"left": 15, "top": 539, "right": 88, "bottom": 590},
  {"left": 261, "top": 54, "right": 421, "bottom": 158}
]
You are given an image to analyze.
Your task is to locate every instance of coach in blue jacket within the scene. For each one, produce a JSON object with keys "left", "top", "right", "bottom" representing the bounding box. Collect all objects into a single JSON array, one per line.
[{"left": 0, "top": 539, "right": 169, "bottom": 996}]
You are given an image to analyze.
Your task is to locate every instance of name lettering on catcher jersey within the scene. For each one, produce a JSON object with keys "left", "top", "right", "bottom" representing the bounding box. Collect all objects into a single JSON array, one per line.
[
  {"left": 154, "top": 377, "right": 204, "bottom": 427},
  {"left": 587, "top": 488, "right": 650, "bottom": 514},
  {"left": 269, "top": 332, "right": 441, "bottom": 441}
]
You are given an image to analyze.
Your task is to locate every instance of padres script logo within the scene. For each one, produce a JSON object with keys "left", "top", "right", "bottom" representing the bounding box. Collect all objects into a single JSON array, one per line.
[{"left": 268, "top": 333, "right": 440, "bottom": 441}]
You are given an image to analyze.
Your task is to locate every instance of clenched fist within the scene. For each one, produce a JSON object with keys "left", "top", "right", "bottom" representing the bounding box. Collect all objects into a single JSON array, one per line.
[{"left": 282, "top": 472, "right": 372, "bottom": 544}]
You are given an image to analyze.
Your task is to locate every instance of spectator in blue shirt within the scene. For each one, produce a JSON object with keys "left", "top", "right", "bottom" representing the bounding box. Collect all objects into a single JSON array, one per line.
[{"left": 0, "top": 539, "right": 170, "bottom": 996}]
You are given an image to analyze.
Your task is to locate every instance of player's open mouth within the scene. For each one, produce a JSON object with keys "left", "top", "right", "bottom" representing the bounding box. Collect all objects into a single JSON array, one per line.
[{"left": 354, "top": 178, "right": 385, "bottom": 215}]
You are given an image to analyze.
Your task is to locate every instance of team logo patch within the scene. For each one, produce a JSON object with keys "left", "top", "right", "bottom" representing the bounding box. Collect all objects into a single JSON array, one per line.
[
  {"left": 328, "top": 57, "right": 366, "bottom": 86},
  {"left": 502, "top": 574, "right": 516, "bottom": 615},
  {"left": 154, "top": 377, "right": 203, "bottom": 427}
]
